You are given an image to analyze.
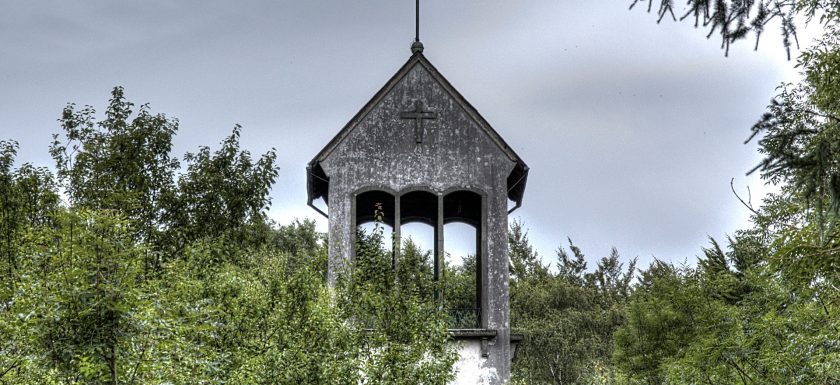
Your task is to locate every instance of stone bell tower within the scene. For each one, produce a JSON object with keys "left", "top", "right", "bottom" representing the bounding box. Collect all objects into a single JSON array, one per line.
[{"left": 306, "top": 42, "right": 528, "bottom": 384}]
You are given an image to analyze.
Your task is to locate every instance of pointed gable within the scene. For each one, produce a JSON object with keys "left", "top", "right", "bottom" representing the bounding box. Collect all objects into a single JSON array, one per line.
[{"left": 307, "top": 52, "right": 528, "bottom": 212}]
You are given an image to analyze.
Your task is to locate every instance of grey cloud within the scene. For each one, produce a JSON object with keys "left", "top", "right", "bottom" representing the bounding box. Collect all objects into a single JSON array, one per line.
[{"left": 0, "top": 1, "right": 797, "bottom": 270}]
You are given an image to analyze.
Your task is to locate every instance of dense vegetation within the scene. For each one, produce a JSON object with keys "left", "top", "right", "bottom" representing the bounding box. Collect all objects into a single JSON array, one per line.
[
  {"left": 0, "top": 88, "right": 455, "bottom": 384},
  {"left": 3, "top": 1, "right": 840, "bottom": 382}
]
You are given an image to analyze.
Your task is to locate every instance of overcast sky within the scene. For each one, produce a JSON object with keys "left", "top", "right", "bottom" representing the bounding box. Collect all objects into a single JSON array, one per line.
[{"left": 0, "top": 1, "right": 823, "bottom": 270}]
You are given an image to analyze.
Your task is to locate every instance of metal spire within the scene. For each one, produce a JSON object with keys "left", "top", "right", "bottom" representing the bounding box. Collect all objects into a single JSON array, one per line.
[
  {"left": 411, "top": 0, "right": 424, "bottom": 53},
  {"left": 415, "top": 0, "right": 420, "bottom": 42}
]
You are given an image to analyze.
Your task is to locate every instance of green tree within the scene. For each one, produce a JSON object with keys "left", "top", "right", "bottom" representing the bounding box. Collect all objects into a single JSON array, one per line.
[
  {"left": 0, "top": 140, "right": 59, "bottom": 287},
  {"left": 509, "top": 219, "right": 548, "bottom": 281},
  {"left": 3, "top": 87, "right": 458, "bottom": 384},
  {"left": 618, "top": 3, "right": 840, "bottom": 383},
  {"left": 613, "top": 260, "right": 697, "bottom": 384},
  {"left": 632, "top": 0, "right": 838, "bottom": 57},
  {"left": 49, "top": 87, "right": 278, "bottom": 265},
  {"left": 588, "top": 248, "right": 636, "bottom": 306},
  {"left": 148, "top": 241, "right": 362, "bottom": 384},
  {"left": 555, "top": 238, "right": 587, "bottom": 287},
  {"left": 746, "top": 26, "right": 840, "bottom": 283},
  {"left": 269, "top": 218, "right": 323, "bottom": 258},
  {"left": 443, "top": 253, "right": 478, "bottom": 318},
  {"left": 50, "top": 87, "right": 179, "bottom": 255},
  {"left": 4, "top": 209, "right": 148, "bottom": 385},
  {"left": 171, "top": 125, "right": 278, "bottom": 250},
  {"left": 346, "top": 224, "right": 457, "bottom": 384},
  {"left": 0, "top": 141, "right": 60, "bottom": 384},
  {"left": 613, "top": 230, "right": 840, "bottom": 384},
  {"left": 510, "top": 226, "right": 635, "bottom": 385}
]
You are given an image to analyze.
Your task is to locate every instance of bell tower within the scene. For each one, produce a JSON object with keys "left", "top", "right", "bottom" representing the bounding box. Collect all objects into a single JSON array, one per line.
[{"left": 306, "top": 46, "right": 528, "bottom": 384}]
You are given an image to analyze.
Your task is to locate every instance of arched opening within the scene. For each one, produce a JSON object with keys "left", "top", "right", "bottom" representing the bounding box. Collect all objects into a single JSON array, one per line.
[
  {"left": 444, "top": 190, "right": 482, "bottom": 329},
  {"left": 356, "top": 190, "right": 395, "bottom": 226},
  {"left": 400, "top": 191, "right": 438, "bottom": 302},
  {"left": 353, "top": 188, "right": 485, "bottom": 329},
  {"left": 400, "top": 190, "right": 437, "bottom": 226},
  {"left": 355, "top": 190, "right": 395, "bottom": 255}
]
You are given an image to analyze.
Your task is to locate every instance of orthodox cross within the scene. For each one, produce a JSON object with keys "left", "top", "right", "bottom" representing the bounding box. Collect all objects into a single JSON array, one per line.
[{"left": 400, "top": 100, "right": 436, "bottom": 143}]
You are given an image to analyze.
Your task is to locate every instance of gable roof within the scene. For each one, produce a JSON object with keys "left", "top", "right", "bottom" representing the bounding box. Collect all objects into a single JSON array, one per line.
[{"left": 307, "top": 52, "right": 529, "bottom": 214}]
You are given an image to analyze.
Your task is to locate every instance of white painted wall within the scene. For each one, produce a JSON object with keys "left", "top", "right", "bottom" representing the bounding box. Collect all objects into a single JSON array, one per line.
[{"left": 450, "top": 340, "right": 499, "bottom": 385}]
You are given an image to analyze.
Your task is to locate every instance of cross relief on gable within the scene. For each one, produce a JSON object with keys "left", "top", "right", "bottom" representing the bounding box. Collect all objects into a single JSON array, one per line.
[{"left": 399, "top": 99, "right": 437, "bottom": 143}]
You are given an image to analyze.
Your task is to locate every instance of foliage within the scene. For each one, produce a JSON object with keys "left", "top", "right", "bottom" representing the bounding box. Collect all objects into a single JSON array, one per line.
[
  {"left": 171, "top": 125, "right": 278, "bottom": 249},
  {"left": 151, "top": 239, "right": 362, "bottom": 385},
  {"left": 49, "top": 87, "right": 279, "bottom": 263},
  {"left": 510, "top": 233, "right": 635, "bottom": 385},
  {"left": 443, "top": 253, "right": 478, "bottom": 311},
  {"left": 509, "top": 219, "right": 548, "bottom": 281},
  {"left": 0, "top": 140, "right": 59, "bottom": 288},
  {"left": 0, "top": 210, "right": 363, "bottom": 384},
  {"left": 268, "top": 218, "right": 323, "bottom": 258},
  {"left": 346, "top": 225, "right": 457, "bottom": 384},
  {"left": 3, "top": 209, "right": 149, "bottom": 384},
  {"left": 613, "top": 260, "right": 700, "bottom": 384},
  {"left": 50, "top": 87, "right": 179, "bottom": 250},
  {"left": 609, "top": 2, "right": 840, "bottom": 384},
  {"left": 631, "top": 0, "right": 839, "bottom": 57},
  {"left": 746, "top": 25, "right": 840, "bottom": 284},
  {"left": 614, "top": 232, "right": 840, "bottom": 384},
  {"left": 1, "top": 210, "right": 455, "bottom": 384},
  {"left": 1, "top": 87, "right": 455, "bottom": 384}
]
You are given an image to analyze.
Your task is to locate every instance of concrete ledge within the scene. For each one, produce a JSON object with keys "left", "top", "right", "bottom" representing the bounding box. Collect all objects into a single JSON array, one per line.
[{"left": 448, "top": 329, "right": 497, "bottom": 340}]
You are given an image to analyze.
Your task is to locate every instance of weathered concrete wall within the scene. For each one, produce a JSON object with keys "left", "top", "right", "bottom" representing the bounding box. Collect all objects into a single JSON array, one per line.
[
  {"left": 452, "top": 340, "right": 496, "bottom": 385},
  {"left": 320, "top": 61, "right": 515, "bottom": 384}
]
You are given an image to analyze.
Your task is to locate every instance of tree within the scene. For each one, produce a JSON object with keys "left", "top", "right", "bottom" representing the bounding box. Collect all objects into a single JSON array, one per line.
[
  {"left": 49, "top": 87, "right": 279, "bottom": 265},
  {"left": 2, "top": 87, "right": 457, "bottom": 384},
  {"left": 510, "top": 224, "right": 636, "bottom": 385},
  {"left": 171, "top": 125, "right": 278, "bottom": 249},
  {"left": 509, "top": 219, "right": 547, "bottom": 281},
  {"left": 616, "top": 4, "right": 840, "bottom": 383},
  {"left": 50, "top": 87, "right": 179, "bottom": 253},
  {"left": 3, "top": 209, "right": 148, "bottom": 385},
  {"left": 631, "top": 0, "right": 839, "bottom": 57},
  {"left": 269, "top": 218, "right": 323, "bottom": 258},
  {"left": 613, "top": 230, "right": 840, "bottom": 384},
  {"left": 613, "top": 260, "right": 699, "bottom": 384},
  {"left": 555, "top": 238, "right": 588, "bottom": 287},
  {"left": 346, "top": 224, "right": 457, "bottom": 384},
  {"left": 443, "top": 252, "right": 480, "bottom": 329},
  {"left": 588, "top": 248, "right": 636, "bottom": 306},
  {"left": 0, "top": 141, "right": 60, "bottom": 384},
  {"left": 0, "top": 141, "right": 59, "bottom": 287},
  {"left": 745, "top": 26, "right": 840, "bottom": 283},
  {"left": 2, "top": 200, "right": 454, "bottom": 385}
]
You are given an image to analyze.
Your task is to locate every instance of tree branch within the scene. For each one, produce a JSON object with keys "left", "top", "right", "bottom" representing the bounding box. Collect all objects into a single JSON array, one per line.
[
  {"left": 0, "top": 360, "right": 21, "bottom": 381},
  {"left": 730, "top": 178, "right": 800, "bottom": 231},
  {"left": 731, "top": 178, "right": 761, "bottom": 217}
]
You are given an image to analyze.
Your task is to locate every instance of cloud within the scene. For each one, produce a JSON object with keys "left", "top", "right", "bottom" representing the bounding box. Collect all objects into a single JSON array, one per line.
[{"left": 0, "top": 1, "right": 803, "bottom": 270}]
